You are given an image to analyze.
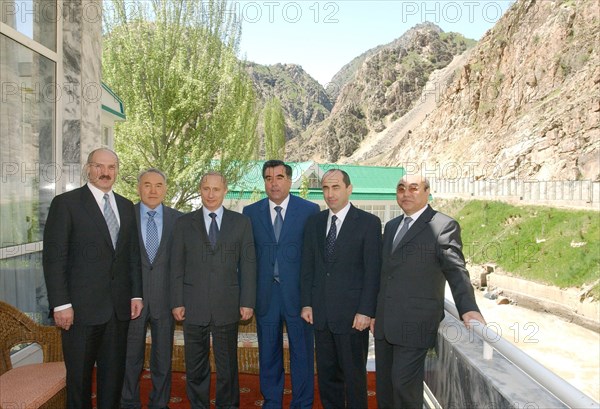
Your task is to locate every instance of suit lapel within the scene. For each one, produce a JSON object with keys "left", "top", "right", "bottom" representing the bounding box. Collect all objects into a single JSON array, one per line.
[
  {"left": 334, "top": 204, "right": 358, "bottom": 247},
  {"left": 316, "top": 210, "right": 328, "bottom": 261},
  {"left": 258, "top": 200, "right": 276, "bottom": 242},
  {"left": 280, "top": 196, "right": 298, "bottom": 241},
  {"left": 395, "top": 206, "right": 436, "bottom": 250},
  {"left": 114, "top": 194, "right": 130, "bottom": 250},
  {"left": 156, "top": 207, "right": 174, "bottom": 260},
  {"left": 135, "top": 203, "right": 148, "bottom": 261},
  {"left": 81, "top": 186, "right": 114, "bottom": 251},
  {"left": 385, "top": 216, "right": 402, "bottom": 254}
]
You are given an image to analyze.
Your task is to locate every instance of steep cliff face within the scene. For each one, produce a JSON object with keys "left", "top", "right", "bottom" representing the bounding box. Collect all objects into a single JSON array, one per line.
[
  {"left": 287, "top": 23, "right": 475, "bottom": 162},
  {"left": 379, "top": 0, "right": 599, "bottom": 180},
  {"left": 246, "top": 62, "right": 332, "bottom": 141}
]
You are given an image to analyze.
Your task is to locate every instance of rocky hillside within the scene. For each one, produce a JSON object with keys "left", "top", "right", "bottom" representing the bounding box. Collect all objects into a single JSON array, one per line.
[
  {"left": 381, "top": 0, "right": 599, "bottom": 181},
  {"left": 312, "top": 0, "right": 599, "bottom": 181},
  {"left": 245, "top": 62, "right": 332, "bottom": 142},
  {"left": 286, "top": 23, "right": 476, "bottom": 162}
]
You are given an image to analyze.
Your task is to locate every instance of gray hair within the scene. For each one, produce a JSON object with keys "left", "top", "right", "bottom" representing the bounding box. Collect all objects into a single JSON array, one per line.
[{"left": 137, "top": 168, "right": 167, "bottom": 184}]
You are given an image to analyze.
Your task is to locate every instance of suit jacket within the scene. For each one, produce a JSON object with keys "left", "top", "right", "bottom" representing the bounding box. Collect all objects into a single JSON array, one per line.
[
  {"left": 301, "top": 204, "right": 382, "bottom": 334},
  {"left": 243, "top": 195, "right": 319, "bottom": 317},
  {"left": 374, "top": 205, "right": 480, "bottom": 348},
  {"left": 136, "top": 204, "right": 183, "bottom": 319},
  {"left": 170, "top": 207, "right": 256, "bottom": 326},
  {"left": 43, "top": 185, "right": 142, "bottom": 325}
]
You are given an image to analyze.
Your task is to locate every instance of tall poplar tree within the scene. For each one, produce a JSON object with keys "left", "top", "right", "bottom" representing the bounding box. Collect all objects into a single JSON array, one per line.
[
  {"left": 262, "top": 97, "right": 286, "bottom": 160},
  {"left": 103, "top": 0, "right": 258, "bottom": 209}
]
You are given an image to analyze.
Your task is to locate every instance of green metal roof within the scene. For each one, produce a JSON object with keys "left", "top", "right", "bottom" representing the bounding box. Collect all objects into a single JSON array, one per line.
[{"left": 227, "top": 161, "right": 405, "bottom": 201}]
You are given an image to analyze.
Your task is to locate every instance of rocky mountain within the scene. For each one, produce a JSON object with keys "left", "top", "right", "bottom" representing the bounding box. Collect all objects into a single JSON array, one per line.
[
  {"left": 286, "top": 23, "right": 476, "bottom": 162},
  {"left": 245, "top": 62, "right": 332, "bottom": 142},
  {"left": 376, "top": 0, "right": 600, "bottom": 181}
]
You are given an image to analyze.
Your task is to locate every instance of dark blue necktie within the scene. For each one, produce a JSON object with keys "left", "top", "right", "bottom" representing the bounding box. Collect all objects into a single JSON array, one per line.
[
  {"left": 326, "top": 215, "right": 338, "bottom": 257},
  {"left": 208, "top": 212, "right": 218, "bottom": 249},
  {"left": 146, "top": 210, "right": 159, "bottom": 263}
]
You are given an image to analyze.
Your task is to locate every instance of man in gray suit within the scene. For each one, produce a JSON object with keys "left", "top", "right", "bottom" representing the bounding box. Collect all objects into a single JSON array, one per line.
[
  {"left": 170, "top": 171, "right": 256, "bottom": 409},
  {"left": 121, "top": 169, "right": 182, "bottom": 409},
  {"left": 371, "top": 174, "right": 485, "bottom": 409}
]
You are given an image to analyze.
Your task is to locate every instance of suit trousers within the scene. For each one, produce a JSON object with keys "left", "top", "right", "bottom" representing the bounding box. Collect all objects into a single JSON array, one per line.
[
  {"left": 256, "top": 282, "right": 314, "bottom": 409},
  {"left": 183, "top": 322, "right": 239, "bottom": 409},
  {"left": 121, "top": 305, "right": 174, "bottom": 409},
  {"left": 314, "top": 327, "right": 369, "bottom": 409},
  {"left": 61, "top": 312, "right": 129, "bottom": 409},
  {"left": 375, "top": 338, "right": 429, "bottom": 409}
]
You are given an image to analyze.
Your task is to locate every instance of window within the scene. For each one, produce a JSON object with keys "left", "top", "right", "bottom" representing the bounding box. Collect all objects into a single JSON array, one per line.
[{"left": 0, "top": 34, "right": 55, "bottom": 247}]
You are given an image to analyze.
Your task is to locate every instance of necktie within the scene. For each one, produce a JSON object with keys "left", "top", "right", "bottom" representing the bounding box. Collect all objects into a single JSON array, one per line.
[
  {"left": 273, "top": 206, "right": 283, "bottom": 241},
  {"left": 325, "top": 215, "right": 338, "bottom": 257},
  {"left": 146, "top": 210, "right": 159, "bottom": 263},
  {"left": 273, "top": 206, "right": 283, "bottom": 282},
  {"left": 208, "top": 212, "right": 219, "bottom": 249},
  {"left": 392, "top": 216, "right": 412, "bottom": 251},
  {"left": 103, "top": 193, "right": 119, "bottom": 248}
]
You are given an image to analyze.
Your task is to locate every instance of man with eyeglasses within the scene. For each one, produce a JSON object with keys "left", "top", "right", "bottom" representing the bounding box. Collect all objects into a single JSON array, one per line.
[
  {"left": 43, "top": 147, "right": 143, "bottom": 408},
  {"left": 371, "top": 174, "right": 485, "bottom": 409}
]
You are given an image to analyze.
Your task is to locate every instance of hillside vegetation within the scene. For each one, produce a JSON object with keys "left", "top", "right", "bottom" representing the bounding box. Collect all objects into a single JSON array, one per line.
[{"left": 433, "top": 199, "right": 600, "bottom": 298}]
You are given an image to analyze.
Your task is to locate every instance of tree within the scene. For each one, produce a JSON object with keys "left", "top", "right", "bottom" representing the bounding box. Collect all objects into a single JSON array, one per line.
[
  {"left": 262, "top": 97, "right": 286, "bottom": 160},
  {"left": 103, "top": 0, "right": 258, "bottom": 210}
]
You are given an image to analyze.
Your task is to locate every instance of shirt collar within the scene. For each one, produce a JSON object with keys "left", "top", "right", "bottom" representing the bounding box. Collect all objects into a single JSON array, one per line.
[
  {"left": 269, "top": 195, "right": 290, "bottom": 213},
  {"left": 87, "top": 182, "right": 113, "bottom": 204},
  {"left": 141, "top": 202, "right": 163, "bottom": 216},
  {"left": 329, "top": 201, "right": 351, "bottom": 225},
  {"left": 202, "top": 206, "right": 224, "bottom": 219},
  {"left": 405, "top": 204, "right": 429, "bottom": 223}
]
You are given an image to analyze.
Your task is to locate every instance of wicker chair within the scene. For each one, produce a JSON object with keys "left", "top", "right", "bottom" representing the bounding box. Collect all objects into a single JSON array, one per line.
[{"left": 0, "top": 301, "right": 66, "bottom": 409}]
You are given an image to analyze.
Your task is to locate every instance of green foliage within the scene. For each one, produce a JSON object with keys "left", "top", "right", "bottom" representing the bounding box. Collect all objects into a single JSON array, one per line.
[
  {"left": 262, "top": 97, "right": 286, "bottom": 160},
  {"left": 103, "top": 0, "right": 258, "bottom": 210},
  {"left": 299, "top": 176, "right": 309, "bottom": 199},
  {"left": 434, "top": 200, "right": 600, "bottom": 295}
]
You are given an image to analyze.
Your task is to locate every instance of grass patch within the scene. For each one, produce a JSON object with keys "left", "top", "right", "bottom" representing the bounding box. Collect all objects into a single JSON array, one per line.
[{"left": 432, "top": 199, "right": 600, "bottom": 298}]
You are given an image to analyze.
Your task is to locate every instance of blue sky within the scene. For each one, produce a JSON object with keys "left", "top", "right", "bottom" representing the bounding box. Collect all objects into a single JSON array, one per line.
[{"left": 237, "top": 1, "right": 515, "bottom": 85}]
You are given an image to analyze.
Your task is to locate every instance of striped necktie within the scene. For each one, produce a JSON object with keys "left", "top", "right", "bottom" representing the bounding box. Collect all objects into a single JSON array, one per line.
[{"left": 103, "top": 193, "right": 119, "bottom": 248}]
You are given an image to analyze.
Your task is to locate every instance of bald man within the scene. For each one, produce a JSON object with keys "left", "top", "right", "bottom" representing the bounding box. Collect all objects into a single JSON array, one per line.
[{"left": 371, "top": 175, "right": 485, "bottom": 409}]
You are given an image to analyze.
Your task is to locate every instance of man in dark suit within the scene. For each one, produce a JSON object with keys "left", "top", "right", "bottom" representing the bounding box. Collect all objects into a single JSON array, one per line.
[
  {"left": 371, "top": 174, "right": 486, "bottom": 409},
  {"left": 121, "top": 168, "right": 183, "bottom": 409},
  {"left": 243, "top": 160, "right": 319, "bottom": 409},
  {"left": 301, "top": 169, "right": 382, "bottom": 409},
  {"left": 170, "top": 171, "right": 256, "bottom": 409},
  {"left": 43, "top": 147, "right": 143, "bottom": 409}
]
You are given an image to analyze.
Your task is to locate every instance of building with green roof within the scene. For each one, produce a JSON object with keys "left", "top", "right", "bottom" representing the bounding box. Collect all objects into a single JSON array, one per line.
[{"left": 225, "top": 161, "right": 406, "bottom": 224}]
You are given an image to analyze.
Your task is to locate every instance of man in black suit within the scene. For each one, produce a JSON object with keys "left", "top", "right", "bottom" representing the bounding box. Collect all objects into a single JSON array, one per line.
[
  {"left": 121, "top": 168, "right": 182, "bottom": 409},
  {"left": 43, "top": 147, "right": 143, "bottom": 408},
  {"left": 301, "top": 169, "right": 382, "bottom": 409},
  {"left": 170, "top": 171, "right": 256, "bottom": 409},
  {"left": 371, "top": 174, "right": 486, "bottom": 409}
]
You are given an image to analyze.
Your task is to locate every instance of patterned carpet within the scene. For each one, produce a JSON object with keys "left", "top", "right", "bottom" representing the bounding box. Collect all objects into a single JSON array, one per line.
[{"left": 93, "top": 369, "right": 378, "bottom": 408}]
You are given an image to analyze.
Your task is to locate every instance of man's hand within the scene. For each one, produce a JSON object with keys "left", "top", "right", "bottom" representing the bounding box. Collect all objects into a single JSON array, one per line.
[
  {"left": 352, "top": 313, "right": 371, "bottom": 331},
  {"left": 301, "top": 307, "right": 313, "bottom": 324},
  {"left": 131, "top": 299, "right": 143, "bottom": 319},
  {"left": 172, "top": 306, "right": 185, "bottom": 321},
  {"left": 240, "top": 307, "right": 254, "bottom": 321},
  {"left": 54, "top": 308, "right": 74, "bottom": 331},
  {"left": 462, "top": 311, "right": 486, "bottom": 329},
  {"left": 370, "top": 318, "right": 376, "bottom": 334}
]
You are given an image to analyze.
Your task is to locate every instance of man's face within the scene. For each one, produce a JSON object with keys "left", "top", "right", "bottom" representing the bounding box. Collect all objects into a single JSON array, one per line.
[
  {"left": 264, "top": 165, "right": 292, "bottom": 205},
  {"left": 200, "top": 174, "right": 227, "bottom": 211},
  {"left": 87, "top": 150, "right": 118, "bottom": 192},
  {"left": 321, "top": 171, "right": 352, "bottom": 214},
  {"left": 396, "top": 175, "right": 429, "bottom": 216},
  {"left": 138, "top": 172, "right": 167, "bottom": 210}
]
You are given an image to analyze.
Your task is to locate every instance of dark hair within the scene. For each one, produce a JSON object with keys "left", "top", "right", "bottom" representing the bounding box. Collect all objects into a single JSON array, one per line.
[
  {"left": 322, "top": 169, "right": 351, "bottom": 187},
  {"left": 262, "top": 160, "right": 292, "bottom": 178}
]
